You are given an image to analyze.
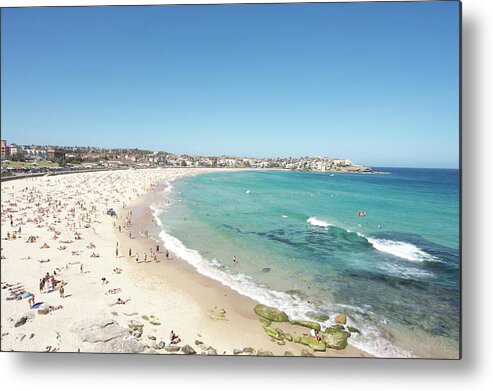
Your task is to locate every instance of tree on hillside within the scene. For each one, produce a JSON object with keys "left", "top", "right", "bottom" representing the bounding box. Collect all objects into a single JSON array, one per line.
[{"left": 10, "top": 153, "right": 26, "bottom": 162}]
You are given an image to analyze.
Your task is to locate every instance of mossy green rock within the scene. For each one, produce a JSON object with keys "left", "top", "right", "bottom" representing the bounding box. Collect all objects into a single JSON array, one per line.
[
  {"left": 289, "top": 319, "right": 321, "bottom": 332},
  {"left": 300, "top": 336, "right": 327, "bottom": 352},
  {"left": 347, "top": 326, "right": 360, "bottom": 334},
  {"left": 258, "top": 318, "right": 271, "bottom": 327},
  {"left": 326, "top": 324, "right": 345, "bottom": 332},
  {"left": 284, "top": 333, "right": 293, "bottom": 342},
  {"left": 310, "top": 340, "right": 326, "bottom": 352},
  {"left": 322, "top": 329, "right": 350, "bottom": 350},
  {"left": 254, "top": 304, "right": 289, "bottom": 322},
  {"left": 325, "top": 327, "right": 350, "bottom": 336},
  {"left": 208, "top": 308, "right": 228, "bottom": 321},
  {"left": 293, "top": 335, "right": 302, "bottom": 343},
  {"left": 306, "top": 312, "right": 330, "bottom": 322},
  {"left": 263, "top": 326, "right": 284, "bottom": 340},
  {"left": 284, "top": 351, "right": 295, "bottom": 356},
  {"left": 301, "top": 349, "right": 314, "bottom": 357}
]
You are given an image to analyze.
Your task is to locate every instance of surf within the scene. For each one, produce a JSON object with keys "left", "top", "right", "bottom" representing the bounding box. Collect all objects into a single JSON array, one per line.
[{"left": 307, "top": 217, "right": 440, "bottom": 263}]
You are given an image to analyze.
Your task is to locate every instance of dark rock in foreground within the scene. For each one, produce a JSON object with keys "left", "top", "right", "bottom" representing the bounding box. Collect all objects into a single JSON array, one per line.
[
  {"left": 181, "top": 345, "right": 196, "bottom": 355},
  {"left": 257, "top": 349, "right": 274, "bottom": 356},
  {"left": 70, "top": 318, "right": 146, "bottom": 353}
]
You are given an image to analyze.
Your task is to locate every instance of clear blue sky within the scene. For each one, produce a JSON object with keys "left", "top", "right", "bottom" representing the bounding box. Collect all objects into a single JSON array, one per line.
[{"left": 1, "top": 2, "right": 460, "bottom": 168}]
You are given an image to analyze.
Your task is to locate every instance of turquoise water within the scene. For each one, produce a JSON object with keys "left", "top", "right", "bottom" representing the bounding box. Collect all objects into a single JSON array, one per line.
[{"left": 153, "top": 168, "right": 460, "bottom": 358}]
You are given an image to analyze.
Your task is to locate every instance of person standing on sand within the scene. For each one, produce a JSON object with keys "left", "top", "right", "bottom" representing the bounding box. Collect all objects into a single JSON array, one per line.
[
  {"left": 144, "top": 253, "right": 147, "bottom": 263},
  {"left": 166, "top": 250, "right": 169, "bottom": 260},
  {"left": 80, "top": 263, "right": 84, "bottom": 274},
  {"left": 129, "top": 248, "right": 132, "bottom": 257},
  {"left": 156, "top": 244, "right": 160, "bottom": 253},
  {"left": 116, "top": 247, "right": 119, "bottom": 257},
  {"left": 59, "top": 284, "right": 65, "bottom": 298},
  {"left": 136, "top": 253, "right": 139, "bottom": 263}
]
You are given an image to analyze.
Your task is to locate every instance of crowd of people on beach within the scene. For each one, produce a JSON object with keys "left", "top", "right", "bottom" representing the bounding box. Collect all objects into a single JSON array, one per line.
[{"left": 1, "top": 170, "right": 195, "bottom": 353}]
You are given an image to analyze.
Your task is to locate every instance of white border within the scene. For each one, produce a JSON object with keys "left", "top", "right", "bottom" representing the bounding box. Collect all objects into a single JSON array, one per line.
[{"left": 2, "top": 0, "right": 493, "bottom": 390}]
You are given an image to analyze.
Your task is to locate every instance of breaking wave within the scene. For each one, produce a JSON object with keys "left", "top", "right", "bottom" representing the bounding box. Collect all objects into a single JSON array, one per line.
[{"left": 307, "top": 217, "right": 440, "bottom": 263}]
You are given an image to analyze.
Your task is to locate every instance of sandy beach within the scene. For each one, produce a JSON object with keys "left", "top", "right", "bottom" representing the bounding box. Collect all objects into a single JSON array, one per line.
[{"left": 1, "top": 167, "right": 369, "bottom": 357}]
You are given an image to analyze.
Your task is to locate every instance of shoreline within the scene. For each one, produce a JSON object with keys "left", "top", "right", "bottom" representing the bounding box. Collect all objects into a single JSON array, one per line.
[
  {"left": 116, "top": 170, "right": 370, "bottom": 357},
  {"left": 1, "top": 167, "right": 369, "bottom": 356}
]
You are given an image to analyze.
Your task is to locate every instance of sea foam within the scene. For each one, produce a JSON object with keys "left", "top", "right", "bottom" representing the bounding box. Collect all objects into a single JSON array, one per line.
[
  {"left": 306, "top": 217, "right": 332, "bottom": 228},
  {"left": 152, "top": 205, "right": 315, "bottom": 321},
  {"left": 151, "top": 206, "right": 415, "bottom": 357},
  {"left": 366, "top": 237, "right": 440, "bottom": 263},
  {"left": 307, "top": 217, "right": 440, "bottom": 263}
]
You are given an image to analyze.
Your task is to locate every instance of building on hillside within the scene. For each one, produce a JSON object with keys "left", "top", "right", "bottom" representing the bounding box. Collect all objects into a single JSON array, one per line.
[
  {"left": 1, "top": 140, "right": 9, "bottom": 159},
  {"left": 9, "top": 144, "right": 23, "bottom": 156},
  {"left": 47, "top": 148, "right": 66, "bottom": 161},
  {"left": 333, "top": 159, "right": 352, "bottom": 167},
  {"left": 24, "top": 146, "right": 48, "bottom": 160}
]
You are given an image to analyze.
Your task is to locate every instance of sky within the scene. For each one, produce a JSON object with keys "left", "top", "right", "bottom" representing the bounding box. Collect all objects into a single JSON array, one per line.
[{"left": 1, "top": 2, "right": 460, "bottom": 168}]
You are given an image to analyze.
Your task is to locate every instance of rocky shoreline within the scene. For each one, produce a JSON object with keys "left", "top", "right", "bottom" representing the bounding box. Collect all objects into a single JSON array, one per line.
[{"left": 254, "top": 304, "right": 357, "bottom": 356}]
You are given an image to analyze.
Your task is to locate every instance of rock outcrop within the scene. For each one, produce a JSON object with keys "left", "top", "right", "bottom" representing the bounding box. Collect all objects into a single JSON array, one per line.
[
  {"left": 70, "top": 318, "right": 145, "bottom": 353},
  {"left": 298, "top": 336, "right": 327, "bottom": 352},
  {"left": 263, "top": 325, "right": 284, "bottom": 340},
  {"left": 181, "top": 345, "right": 196, "bottom": 355},
  {"left": 289, "top": 319, "right": 321, "bottom": 332},
  {"left": 322, "top": 327, "right": 351, "bottom": 350},
  {"left": 254, "top": 304, "right": 289, "bottom": 322},
  {"left": 335, "top": 313, "right": 347, "bottom": 325}
]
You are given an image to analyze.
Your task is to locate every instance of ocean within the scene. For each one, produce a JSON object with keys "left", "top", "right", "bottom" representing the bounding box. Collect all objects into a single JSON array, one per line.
[{"left": 151, "top": 168, "right": 460, "bottom": 358}]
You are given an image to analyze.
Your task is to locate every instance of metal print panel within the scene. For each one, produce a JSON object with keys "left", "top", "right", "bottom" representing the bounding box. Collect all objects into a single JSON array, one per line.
[{"left": 0, "top": 1, "right": 461, "bottom": 359}]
